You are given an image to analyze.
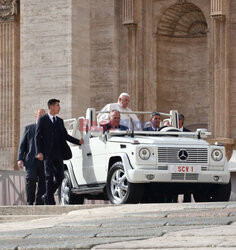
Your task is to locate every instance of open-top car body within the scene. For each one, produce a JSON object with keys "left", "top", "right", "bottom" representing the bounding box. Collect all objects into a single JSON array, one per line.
[{"left": 59, "top": 108, "right": 231, "bottom": 204}]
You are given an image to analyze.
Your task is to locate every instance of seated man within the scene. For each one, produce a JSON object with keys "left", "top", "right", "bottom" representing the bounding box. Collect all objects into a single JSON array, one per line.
[
  {"left": 179, "top": 113, "right": 191, "bottom": 132},
  {"left": 143, "top": 112, "right": 161, "bottom": 131},
  {"left": 97, "top": 93, "right": 141, "bottom": 130},
  {"left": 100, "top": 110, "right": 128, "bottom": 132}
]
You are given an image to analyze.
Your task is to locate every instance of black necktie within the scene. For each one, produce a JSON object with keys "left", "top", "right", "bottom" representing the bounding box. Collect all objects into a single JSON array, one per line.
[{"left": 53, "top": 116, "right": 56, "bottom": 124}]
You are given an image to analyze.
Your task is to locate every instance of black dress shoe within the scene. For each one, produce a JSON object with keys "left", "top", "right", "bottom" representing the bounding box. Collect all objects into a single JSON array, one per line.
[{"left": 41, "top": 194, "right": 48, "bottom": 205}]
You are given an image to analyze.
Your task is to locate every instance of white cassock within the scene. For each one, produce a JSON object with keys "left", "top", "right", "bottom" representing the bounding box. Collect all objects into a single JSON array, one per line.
[{"left": 97, "top": 103, "right": 142, "bottom": 131}]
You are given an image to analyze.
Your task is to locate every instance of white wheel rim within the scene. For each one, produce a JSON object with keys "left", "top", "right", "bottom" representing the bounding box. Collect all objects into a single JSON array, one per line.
[{"left": 110, "top": 168, "right": 128, "bottom": 203}]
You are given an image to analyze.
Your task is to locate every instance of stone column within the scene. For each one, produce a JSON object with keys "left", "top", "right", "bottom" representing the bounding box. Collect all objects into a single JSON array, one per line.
[
  {"left": 209, "top": 0, "right": 234, "bottom": 159},
  {"left": 0, "top": 0, "right": 19, "bottom": 170},
  {"left": 127, "top": 24, "right": 138, "bottom": 110},
  {"left": 122, "top": 0, "right": 138, "bottom": 110}
]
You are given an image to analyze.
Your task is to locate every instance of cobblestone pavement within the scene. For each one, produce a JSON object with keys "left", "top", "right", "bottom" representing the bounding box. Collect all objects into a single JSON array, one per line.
[{"left": 0, "top": 202, "right": 236, "bottom": 249}]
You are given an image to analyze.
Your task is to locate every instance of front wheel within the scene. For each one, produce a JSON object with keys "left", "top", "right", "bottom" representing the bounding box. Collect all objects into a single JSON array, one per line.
[
  {"left": 58, "top": 170, "right": 84, "bottom": 205},
  {"left": 106, "top": 162, "right": 143, "bottom": 204}
]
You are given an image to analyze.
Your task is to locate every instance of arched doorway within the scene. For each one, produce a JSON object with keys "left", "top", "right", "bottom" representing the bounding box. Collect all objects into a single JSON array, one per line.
[{"left": 156, "top": 2, "right": 209, "bottom": 130}]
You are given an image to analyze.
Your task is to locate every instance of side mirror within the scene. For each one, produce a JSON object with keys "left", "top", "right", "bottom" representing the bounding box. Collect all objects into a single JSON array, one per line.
[{"left": 196, "top": 128, "right": 211, "bottom": 139}]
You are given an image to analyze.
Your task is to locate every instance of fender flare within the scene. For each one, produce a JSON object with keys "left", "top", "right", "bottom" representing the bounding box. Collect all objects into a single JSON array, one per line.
[{"left": 107, "top": 153, "right": 133, "bottom": 182}]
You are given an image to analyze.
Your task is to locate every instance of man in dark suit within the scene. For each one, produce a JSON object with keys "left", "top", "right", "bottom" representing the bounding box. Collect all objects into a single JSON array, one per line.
[
  {"left": 100, "top": 110, "right": 128, "bottom": 132},
  {"left": 143, "top": 112, "right": 161, "bottom": 131},
  {"left": 17, "top": 109, "right": 46, "bottom": 205},
  {"left": 178, "top": 113, "right": 191, "bottom": 132},
  {"left": 35, "top": 99, "right": 84, "bottom": 205}
]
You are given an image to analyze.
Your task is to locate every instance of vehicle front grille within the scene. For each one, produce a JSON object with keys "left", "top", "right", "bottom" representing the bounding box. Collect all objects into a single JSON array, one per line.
[
  {"left": 171, "top": 173, "right": 184, "bottom": 180},
  {"left": 158, "top": 147, "right": 208, "bottom": 164},
  {"left": 201, "top": 166, "right": 208, "bottom": 171},
  {"left": 171, "top": 173, "right": 199, "bottom": 181}
]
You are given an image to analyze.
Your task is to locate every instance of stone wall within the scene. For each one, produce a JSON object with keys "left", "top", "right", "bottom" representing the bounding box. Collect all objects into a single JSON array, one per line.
[
  {"left": 71, "top": 0, "right": 91, "bottom": 118},
  {"left": 156, "top": 36, "right": 209, "bottom": 131},
  {"left": 143, "top": 0, "right": 211, "bottom": 129},
  {"left": 20, "top": 0, "right": 72, "bottom": 127},
  {"left": 90, "top": 0, "right": 121, "bottom": 110}
]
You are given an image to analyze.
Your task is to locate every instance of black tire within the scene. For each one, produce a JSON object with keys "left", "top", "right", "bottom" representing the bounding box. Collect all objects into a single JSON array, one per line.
[
  {"left": 106, "top": 162, "right": 143, "bottom": 204},
  {"left": 193, "top": 181, "right": 231, "bottom": 202},
  {"left": 59, "top": 170, "right": 84, "bottom": 205}
]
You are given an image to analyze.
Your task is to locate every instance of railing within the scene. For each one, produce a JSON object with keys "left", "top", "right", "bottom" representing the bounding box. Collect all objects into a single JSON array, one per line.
[{"left": 0, "top": 170, "right": 26, "bottom": 205}]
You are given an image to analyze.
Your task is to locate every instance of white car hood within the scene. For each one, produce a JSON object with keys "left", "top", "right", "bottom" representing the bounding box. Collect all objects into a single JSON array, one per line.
[{"left": 108, "top": 135, "right": 209, "bottom": 146}]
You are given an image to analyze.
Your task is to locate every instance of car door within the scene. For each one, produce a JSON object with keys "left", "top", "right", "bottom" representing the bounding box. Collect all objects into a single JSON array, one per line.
[
  {"left": 89, "top": 136, "right": 107, "bottom": 183},
  {"left": 69, "top": 118, "right": 97, "bottom": 185}
]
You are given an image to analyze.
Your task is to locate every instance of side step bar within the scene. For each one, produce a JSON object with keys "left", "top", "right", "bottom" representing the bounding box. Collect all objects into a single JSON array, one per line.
[{"left": 71, "top": 185, "right": 105, "bottom": 195}]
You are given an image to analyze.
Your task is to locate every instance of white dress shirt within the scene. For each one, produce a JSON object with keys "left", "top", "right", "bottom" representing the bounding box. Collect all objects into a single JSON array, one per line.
[{"left": 47, "top": 113, "right": 57, "bottom": 123}]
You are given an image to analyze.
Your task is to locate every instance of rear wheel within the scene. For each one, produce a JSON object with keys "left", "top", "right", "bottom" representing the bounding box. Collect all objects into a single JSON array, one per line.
[
  {"left": 106, "top": 162, "right": 143, "bottom": 204},
  {"left": 59, "top": 170, "right": 84, "bottom": 205}
]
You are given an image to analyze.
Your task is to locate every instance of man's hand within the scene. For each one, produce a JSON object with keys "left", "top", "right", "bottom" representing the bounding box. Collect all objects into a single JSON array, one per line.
[
  {"left": 80, "top": 138, "right": 84, "bottom": 145},
  {"left": 17, "top": 160, "right": 24, "bottom": 170},
  {"left": 37, "top": 153, "right": 44, "bottom": 161}
]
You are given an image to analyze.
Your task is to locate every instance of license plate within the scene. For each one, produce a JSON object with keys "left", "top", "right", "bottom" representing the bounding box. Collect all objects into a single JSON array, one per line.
[{"left": 169, "top": 165, "right": 201, "bottom": 173}]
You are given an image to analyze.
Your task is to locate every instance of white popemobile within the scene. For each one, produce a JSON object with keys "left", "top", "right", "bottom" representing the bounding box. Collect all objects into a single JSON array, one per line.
[{"left": 58, "top": 108, "right": 231, "bottom": 204}]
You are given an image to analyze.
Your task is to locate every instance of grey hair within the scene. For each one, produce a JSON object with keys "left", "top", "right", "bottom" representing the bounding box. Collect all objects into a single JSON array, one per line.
[
  {"left": 109, "top": 110, "right": 120, "bottom": 119},
  {"left": 118, "top": 93, "right": 130, "bottom": 100},
  {"left": 178, "top": 113, "right": 185, "bottom": 123}
]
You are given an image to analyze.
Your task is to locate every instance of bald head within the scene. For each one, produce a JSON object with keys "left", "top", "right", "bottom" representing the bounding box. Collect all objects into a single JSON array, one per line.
[
  {"left": 109, "top": 110, "right": 121, "bottom": 127},
  {"left": 35, "top": 109, "right": 46, "bottom": 122}
]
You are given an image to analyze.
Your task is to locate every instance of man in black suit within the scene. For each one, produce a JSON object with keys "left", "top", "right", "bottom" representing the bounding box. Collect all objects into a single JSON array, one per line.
[
  {"left": 17, "top": 109, "right": 46, "bottom": 205},
  {"left": 143, "top": 112, "right": 161, "bottom": 131},
  {"left": 178, "top": 113, "right": 191, "bottom": 132},
  {"left": 35, "top": 99, "right": 84, "bottom": 205}
]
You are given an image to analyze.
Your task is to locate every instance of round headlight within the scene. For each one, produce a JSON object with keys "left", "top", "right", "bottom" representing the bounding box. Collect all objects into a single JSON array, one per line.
[
  {"left": 139, "top": 148, "right": 151, "bottom": 160},
  {"left": 211, "top": 149, "right": 223, "bottom": 161}
]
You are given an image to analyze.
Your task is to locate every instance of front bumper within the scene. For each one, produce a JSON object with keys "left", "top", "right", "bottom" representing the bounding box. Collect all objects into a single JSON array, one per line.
[{"left": 126, "top": 168, "right": 230, "bottom": 184}]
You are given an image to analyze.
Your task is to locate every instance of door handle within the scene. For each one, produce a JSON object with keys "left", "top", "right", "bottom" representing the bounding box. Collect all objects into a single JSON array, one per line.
[{"left": 87, "top": 152, "right": 92, "bottom": 156}]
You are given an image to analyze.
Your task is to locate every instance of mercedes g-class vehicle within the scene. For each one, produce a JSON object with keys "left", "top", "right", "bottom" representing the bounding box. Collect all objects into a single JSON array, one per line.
[{"left": 59, "top": 108, "right": 231, "bottom": 204}]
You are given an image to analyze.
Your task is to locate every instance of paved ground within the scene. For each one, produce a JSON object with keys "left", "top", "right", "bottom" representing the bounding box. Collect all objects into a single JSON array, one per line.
[{"left": 0, "top": 202, "right": 236, "bottom": 249}]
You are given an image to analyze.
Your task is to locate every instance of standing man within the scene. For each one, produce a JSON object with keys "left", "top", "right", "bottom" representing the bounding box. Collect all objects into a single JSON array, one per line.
[
  {"left": 143, "top": 112, "right": 161, "bottom": 131},
  {"left": 97, "top": 93, "right": 142, "bottom": 130},
  {"left": 17, "top": 109, "right": 46, "bottom": 205},
  {"left": 35, "top": 99, "right": 84, "bottom": 205}
]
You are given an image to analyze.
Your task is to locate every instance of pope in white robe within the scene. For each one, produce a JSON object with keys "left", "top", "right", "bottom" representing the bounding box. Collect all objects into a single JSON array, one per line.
[{"left": 97, "top": 93, "right": 142, "bottom": 131}]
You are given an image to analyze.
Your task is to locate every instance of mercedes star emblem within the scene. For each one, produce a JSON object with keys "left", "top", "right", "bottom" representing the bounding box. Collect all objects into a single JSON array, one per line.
[{"left": 178, "top": 149, "right": 189, "bottom": 161}]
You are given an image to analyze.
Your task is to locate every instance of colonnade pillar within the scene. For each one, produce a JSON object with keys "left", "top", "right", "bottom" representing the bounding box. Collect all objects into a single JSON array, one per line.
[
  {"left": 0, "top": 0, "right": 19, "bottom": 170},
  {"left": 209, "top": 0, "right": 234, "bottom": 159}
]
